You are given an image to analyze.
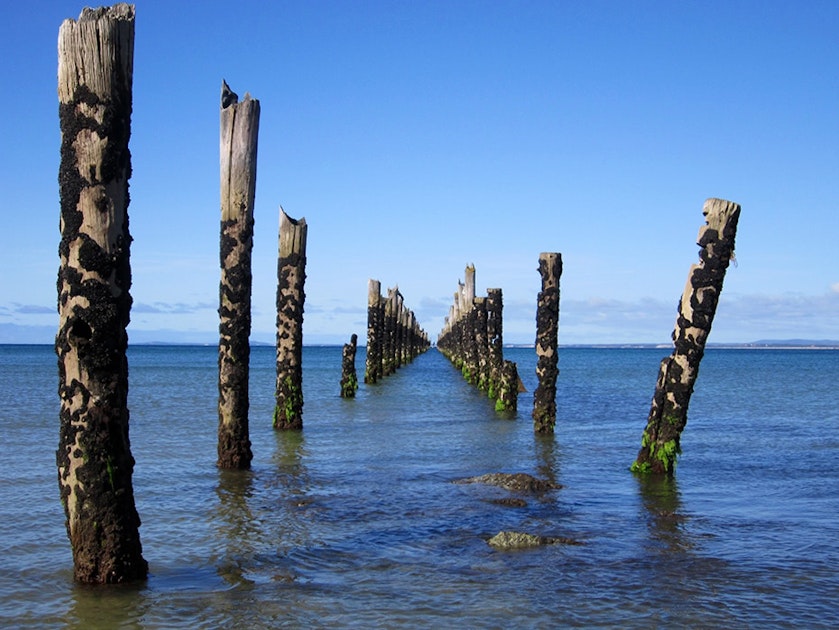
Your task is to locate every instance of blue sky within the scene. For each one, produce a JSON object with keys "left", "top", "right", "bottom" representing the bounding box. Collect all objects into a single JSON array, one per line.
[{"left": 1, "top": 0, "right": 837, "bottom": 345}]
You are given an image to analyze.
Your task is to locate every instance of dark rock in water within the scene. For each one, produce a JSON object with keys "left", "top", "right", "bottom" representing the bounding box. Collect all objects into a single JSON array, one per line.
[
  {"left": 487, "top": 531, "right": 583, "bottom": 550},
  {"left": 489, "top": 497, "right": 528, "bottom": 508},
  {"left": 455, "top": 472, "right": 562, "bottom": 492}
]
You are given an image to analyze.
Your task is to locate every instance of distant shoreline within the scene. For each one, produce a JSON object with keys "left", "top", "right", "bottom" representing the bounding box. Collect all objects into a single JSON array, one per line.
[{"left": 2, "top": 341, "right": 838, "bottom": 350}]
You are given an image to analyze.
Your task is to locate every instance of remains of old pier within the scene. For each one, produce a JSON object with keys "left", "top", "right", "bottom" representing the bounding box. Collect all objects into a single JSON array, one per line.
[
  {"left": 274, "top": 209, "right": 308, "bottom": 430},
  {"left": 532, "top": 252, "right": 562, "bottom": 434},
  {"left": 437, "top": 265, "right": 518, "bottom": 413},
  {"left": 364, "top": 281, "right": 430, "bottom": 383},
  {"left": 47, "top": 2, "right": 752, "bottom": 588},
  {"left": 217, "top": 80, "right": 259, "bottom": 469},
  {"left": 632, "top": 198, "right": 741, "bottom": 475},
  {"left": 55, "top": 3, "right": 147, "bottom": 584}
]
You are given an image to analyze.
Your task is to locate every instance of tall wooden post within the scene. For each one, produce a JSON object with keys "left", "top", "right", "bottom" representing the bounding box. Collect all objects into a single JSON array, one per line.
[
  {"left": 56, "top": 3, "right": 147, "bottom": 584},
  {"left": 274, "top": 209, "right": 307, "bottom": 430},
  {"left": 394, "top": 291, "right": 405, "bottom": 369},
  {"left": 383, "top": 287, "right": 397, "bottom": 376},
  {"left": 217, "top": 80, "right": 258, "bottom": 469},
  {"left": 632, "top": 198, "right": 741, "bottom": 475},
  {"left": 364, "top": 279, "right": 382, "bottom": 384},
  {"left": 474, "top": 297, "right": 489, "bottom": 391},
  {"left": 486, "top": 288, "right": 503, "bottom": 399},
  {"left": 533, "top": 252, "right": 562, "bottom": 433},
  {"left": 340, "top": 333, "right": 359, "bottom": 398}
]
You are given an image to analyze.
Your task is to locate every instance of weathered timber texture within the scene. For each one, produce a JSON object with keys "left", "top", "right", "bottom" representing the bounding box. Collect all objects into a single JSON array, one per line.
[
  {"left": 340, "top": 333, "right": 359, "bottom": 398},
  {"left": 274, "top": 209, "right": 307, "bottom": 429},
  {"left": 438, "top": 266, "right": 517, "bottom": 412},
  {"left": 217, "top": 80, "right": 258, "bottom": 469},
  {"left": 632, "top": 198, "right": 741, "bottom": 475},
  {"left": 56, "top": 3, "right": 147, "bottom": 584},
  {"left": 532, "top": 252, "right": 562, "bottom": 433}
]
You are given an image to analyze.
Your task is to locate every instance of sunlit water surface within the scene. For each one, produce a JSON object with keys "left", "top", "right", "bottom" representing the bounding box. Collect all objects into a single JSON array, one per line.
[{"left": 1, "top": 344, "right": 837, "bottom": 628}]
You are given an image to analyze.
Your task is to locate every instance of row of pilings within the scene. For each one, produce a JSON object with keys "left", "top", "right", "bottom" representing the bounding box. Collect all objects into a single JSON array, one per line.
[
  {"left": 436, "top": 255, "right": 564, "bottom": 431},
  {"left": 53, "top": 3, "right": 740, "bottom": 588},
  {"left": 364, "top": 280, "right": 431, "bottom": 384},
  {"left": 436, "top": 265, "right": 520, "bottom": 413}
]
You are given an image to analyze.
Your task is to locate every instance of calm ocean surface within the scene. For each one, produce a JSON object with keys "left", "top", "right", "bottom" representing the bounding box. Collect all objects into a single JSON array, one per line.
[{"left": 1, "top": 343, "right": 837, "bottom": 628}]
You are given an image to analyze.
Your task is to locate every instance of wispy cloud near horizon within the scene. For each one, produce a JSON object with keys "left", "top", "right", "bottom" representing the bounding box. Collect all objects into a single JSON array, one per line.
[
  {"left": 2, "top": 290, "right": 837, "bottom": 346},
  {"left": 132, "top": 301, "right": 216, "bottom": 314}
]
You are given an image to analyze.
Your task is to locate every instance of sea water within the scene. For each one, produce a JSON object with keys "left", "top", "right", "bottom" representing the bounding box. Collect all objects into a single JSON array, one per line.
[{"left": 0, "top": 344, "right": 837, "bottom": 628}]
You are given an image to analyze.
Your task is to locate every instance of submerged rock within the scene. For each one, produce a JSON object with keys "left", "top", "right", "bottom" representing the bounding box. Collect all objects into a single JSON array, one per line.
[
  {"left": 487, "top": 531, "right": 582, "bottom": 550},
  {"left": 455, "top": 472, "right": 561, "bottom": 492},
  {"left": 489, "top": 497, "right": 528, "bottom": 508}
]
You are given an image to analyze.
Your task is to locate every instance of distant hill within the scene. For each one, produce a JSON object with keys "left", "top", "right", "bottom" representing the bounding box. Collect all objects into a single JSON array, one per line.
[
  {"left": 557, "top": 339, "right": 839, "bottom": 350},
  {"left": 738, "top": 339, "right": 839, "bottom": 348}
]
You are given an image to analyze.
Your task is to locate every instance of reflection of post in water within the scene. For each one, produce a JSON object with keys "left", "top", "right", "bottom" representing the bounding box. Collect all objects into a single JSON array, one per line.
[
  {"left": 533, "top": 434, "right": 561, "bottom": 489},
  {"left": 272, "top": 430, "right": 309, "bottom": 501},
  {"left": 215, "top": 469, "right": 257, "bottom": 587},
  {"left": 275, "top": 431, "right": 314, "bottom": 517},
  {"left": 635, "top": 474, "right": 691, "bottom": 554},
  {"left": 68, "top": 580, "right": 146, "bottom": 628}
]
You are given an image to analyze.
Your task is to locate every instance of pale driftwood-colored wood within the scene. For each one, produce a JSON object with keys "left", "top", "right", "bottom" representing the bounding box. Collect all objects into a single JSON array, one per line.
[
  {"left": 217, "top": 80, "right": 259, "bottom": 469},
  {"left": 274, "top": 208, "right": 308, "bottom": 429},
  {"left": 57, "top": 4, "right": 135, "bottom": 104},
  {"left": 632, "top": 198, "right": 741, "bottom": 475},
  {"left": 56, "top": 3, "right": 146, "bottom": 584},
  {"left": 532, "top": 252, "right": 562, "bottom": 434}
]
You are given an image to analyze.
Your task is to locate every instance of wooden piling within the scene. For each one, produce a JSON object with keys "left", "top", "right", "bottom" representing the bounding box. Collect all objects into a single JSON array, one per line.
[
  {"left": 364, "top": 279, "right": 383, "bottom": 384},
  {"left": 56, "top": 3, "right": 147, "bottom": 584},
  {"left": 474, "top": 297, "right": 489, "bottom": 390},
  {"left": 438, "top": 266, "right": 517, "bottom": 413},
  {"left": 274, "top": 209, "right": 307, "bottom": 430},
  {"left": 486, "top": 288, "right": 504, "bottom": 398},
  {"left": 364, "top": 280, "right": 428, "bottom": 383},
  {"left": 632, "top": 198, "right": 741, "bottom": 475},
  {"left": 340, "top": 334, "right": 359, "bottom": 398},
  {"left": 532, "top": 252, "right": 562, "bottom": 434},
  {"left": 217, "top": 80, "right": 258, "bottom": 469},
  {"left": 496, "top": 360, "right": 519, "bottom": 413}
]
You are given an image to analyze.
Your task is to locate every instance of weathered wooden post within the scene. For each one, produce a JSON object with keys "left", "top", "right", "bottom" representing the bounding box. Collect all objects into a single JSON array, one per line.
[
  {"left": 486, "top": 288, "right": 503, "bottom": 399},
  {"left": 364, "top": 279, "right": 382, "bottom": 384},
  {"left": 474, "top": 297, "right": 489, "bottom": 391},
  {"left": 56, "top": 3, "right": 147, "bottom": 584},
  {"left": 274, "top": 209, "right": 307, "bottom": 430},
  {"left": 632, "top": 198, "right": 741, "bottom": 475},
  {"left": 394, "top": 290, "right": 405, "bottom": 369},
  {"left": 532, "top": 252, "right": 562, "bottom": 433},
  {"left": 217, "top": 80, "right": 258, "bottom": 469},
  {"left": 340, "top": 334, "right": 359, "bottom": 398},
  {"left": 383, "top": 287, "right": 398, "bottom": 376},
  {"left": 495, "top": 360, "right": 519, "bottom": 413}
]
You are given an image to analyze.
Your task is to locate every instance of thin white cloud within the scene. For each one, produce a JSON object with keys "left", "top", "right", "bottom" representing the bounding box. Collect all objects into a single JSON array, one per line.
[
  {"left": 10, "top": 303, "right": 54, "bottom": 315},
  {"left": 133, "top": 302, "right": 216, "bottom": 314}
]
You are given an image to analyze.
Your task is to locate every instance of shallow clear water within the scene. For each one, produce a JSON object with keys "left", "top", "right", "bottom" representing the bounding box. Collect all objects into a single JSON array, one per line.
[{"left": 1, "top": 344, "right": 837, "bottom": 628}]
